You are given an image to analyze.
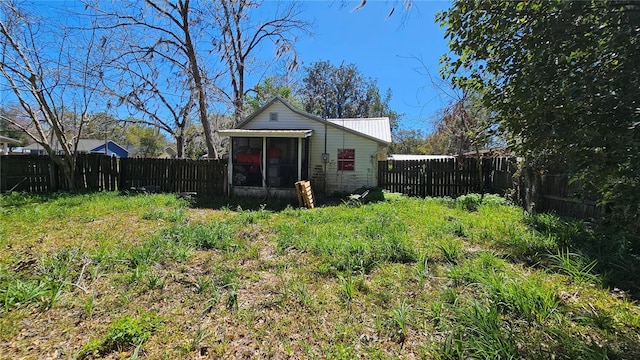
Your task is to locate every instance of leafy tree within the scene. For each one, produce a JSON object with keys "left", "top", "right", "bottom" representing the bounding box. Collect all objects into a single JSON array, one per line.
[
  {"left": 389, "top": 129, "right": 431, "bottom": 155},
  {"left": 300, "top": 60, "right": 401, "bottom": 133},
  {"left": 245, "top": 76, "right": 297, "bottom": 113},
  {"left": 124, "top": 125, "right": 167, "bottom": 158},
  {"left": 438, "top": 1, "right": 640, "bottom": 232}
]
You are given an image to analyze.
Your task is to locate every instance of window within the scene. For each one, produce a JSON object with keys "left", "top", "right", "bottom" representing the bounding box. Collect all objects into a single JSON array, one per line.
[
  {"left": 269, "top": 112, "right": 278, "bottom": 121},
  {"left": 337, "top": 149, "right": 355, "bottom": 171}
]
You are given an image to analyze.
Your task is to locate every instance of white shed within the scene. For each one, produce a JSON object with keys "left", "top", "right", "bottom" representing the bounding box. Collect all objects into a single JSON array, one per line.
[
  {"left": 219, "top": 96, "right": 391, "bottom": 198},
  {"left": 0, "top": 135, "right": 21, "bottom": 155}
]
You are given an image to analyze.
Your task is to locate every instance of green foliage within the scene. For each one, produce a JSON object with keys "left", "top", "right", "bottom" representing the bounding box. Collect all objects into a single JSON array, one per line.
[
  {"left": 388, "top": 129, "right": 432, "bottom": 155},
  {"left": 337, "top": 274, "right": 355, "bottom": 305},
  {"left": 293, "top": 281, "right": 312, "bottom": 308},
  {"left": 438, "top": 241, "right": 462, "bottom": 264},
  {"left": 78, "top": 312, "right": 162, "bottom": 358},
  {"left": 414, "top": 252, "right": 430, "bottom": 283},
  {"left": 0, "top": 279, "right": 48, "bottom": 312},
  {"left": 0, "top": 107, "right": 29, "bottom": 145},
  {"left": 274, "top": 203, "right": 416, "bottom": 274},
  {"left": 454, "top": 302, "right": 518, "bottom": 359},
  {"left": 486, "top": 273, "right": 559, "bottom": 323},
  {"left": 456, "top": 193, "right": 508, "bottom": 211},
  {"left": 224, "top": 283, "right": 238, "bottom": 313},
  {"left": 548, "top": 249, "right": 600, "bottom": 285},
  {"left": 438, "top": 0, "right": 640, "bottom": 237},
  {"left": 124, "top": 125, "right": 168, "bottom": 158},
  {"left": 162, "top": 223, "right": 240, "bottom": 252},
  {"left": 391, "top": 300, "right": 410, "bottom": 342},
  {"left": 456, "top": 193, "right": 482, "bottom": 211},
  {"left": 244, "top": 76, "right": 297, "bottom": 112},
  {"left": 300, "top": 60, "right": 401, "bottom": 133},
  {"left": 0, "top": 247, "right": 86, "bottom": 312}
]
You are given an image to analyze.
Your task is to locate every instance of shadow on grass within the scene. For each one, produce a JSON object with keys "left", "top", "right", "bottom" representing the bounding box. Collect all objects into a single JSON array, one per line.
[
  {"left": 189, "top": 187, "right": 386, "bottom": 212},
  {"left": 0, "top": 191, "right": 94, "bottom": 208},
  {"left": 190, "top": 194, "right": 296, "bottom": 212},
  {"left": 521, "top": 212, "right": 640, "bottom": 299}
]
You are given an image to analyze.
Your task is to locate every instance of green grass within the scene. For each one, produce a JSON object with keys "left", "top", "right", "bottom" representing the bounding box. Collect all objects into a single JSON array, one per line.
[
  {"left": 1, "top": 191, "right": 639, "bottom": 358},
  {"left": 78, "top": 311, "right": 163, "bottom": 358}
]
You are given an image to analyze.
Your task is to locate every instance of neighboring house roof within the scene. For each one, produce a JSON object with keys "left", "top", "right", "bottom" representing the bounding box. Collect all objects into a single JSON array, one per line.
[
  {"left": 0, "top": 135, "right": 21, "bottom": 144},
  {"left": 90, "top": 141, "right": 129, "bottom": 157},
  {"left": 23, "top": 139, "right": 128, "bottom": 155},
  {"left": 237, "top": 96, "right": 392, "bottom": 145},
  {"left": 22, "top": 142, "right": 50, "bottom": 151},
  {"left": 389, "top": 154, "right": 455, "bottom": 161},
  {"left": 165, "top": 147, "right": 177, "bottom": 157}
]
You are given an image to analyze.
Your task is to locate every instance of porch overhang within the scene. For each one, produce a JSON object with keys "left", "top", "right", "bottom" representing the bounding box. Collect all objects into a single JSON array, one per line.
[{"left": 218, "top": 129, "right": 313, "bottom": 138}]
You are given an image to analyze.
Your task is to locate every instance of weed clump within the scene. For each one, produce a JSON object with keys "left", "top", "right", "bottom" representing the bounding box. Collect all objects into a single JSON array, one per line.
[
  {"left": 456, "top": 193, "right": 508, "bottom": 211},
  {"left": 78, "top": 312, "right": 163, "bottom": 358}
]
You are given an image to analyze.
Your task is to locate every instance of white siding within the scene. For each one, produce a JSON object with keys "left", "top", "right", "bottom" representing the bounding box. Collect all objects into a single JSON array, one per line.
[
  {"left": 240, "top": 101, "right": 382, "bottom": 193},
  {"left": 309, "top": 126, "right": 380, "bottom": 193},
  {"left": 243, "top": 102, "right": 314, "bottom": 130}
]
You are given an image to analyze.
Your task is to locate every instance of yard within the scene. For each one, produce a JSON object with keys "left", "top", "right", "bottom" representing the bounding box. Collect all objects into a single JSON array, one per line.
[{"left": 0, "top": 192, "right": 639, "bottom": 359}]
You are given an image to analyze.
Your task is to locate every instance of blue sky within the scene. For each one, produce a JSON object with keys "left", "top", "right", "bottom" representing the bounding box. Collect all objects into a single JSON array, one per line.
[
  {"left": 3, "top": 0, "right": 453, "bottom": 134},
  {"left": 291, "top": 1, "right": 453, "bottom": 132}
]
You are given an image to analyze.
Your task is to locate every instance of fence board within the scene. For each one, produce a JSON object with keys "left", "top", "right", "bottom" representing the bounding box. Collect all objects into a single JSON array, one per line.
[
  {"left": 378, "top": 157, "right": 601, "bottom": 220},
  {"left": 378, "top": 158, "right": 485, "bottom": 198},
  {"left": 1, "top": 154, "right": 226, "bottom": 196}
]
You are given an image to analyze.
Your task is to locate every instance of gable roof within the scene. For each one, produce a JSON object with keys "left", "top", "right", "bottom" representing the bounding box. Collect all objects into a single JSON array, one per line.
[
  {"left": 0, "top": 135, "right": 21, "bottom": 144},
  {"left": 90, "top": 141, "right": 129, "bottom": 155},
  {"left": 238, "top": 96, "right": 323, "bottom": 128},
  {"left": 238, "top": 96, "right": 391, "bottom": 145},
  {"left": 23, "top": 139, "right": 128, "bottom": 153}
]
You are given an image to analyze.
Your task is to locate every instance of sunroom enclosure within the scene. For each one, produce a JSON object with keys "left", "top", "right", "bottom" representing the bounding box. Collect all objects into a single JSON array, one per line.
[{"left": 220, "top": 130, "right": 312, "bottom": 195}]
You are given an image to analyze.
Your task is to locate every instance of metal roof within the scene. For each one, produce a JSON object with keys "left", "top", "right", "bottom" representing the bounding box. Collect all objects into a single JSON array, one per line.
[{"left": 328, "top": 118, "right": 392, "bottom": 144}]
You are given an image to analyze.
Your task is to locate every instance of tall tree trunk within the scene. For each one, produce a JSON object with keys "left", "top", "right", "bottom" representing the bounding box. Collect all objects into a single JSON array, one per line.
[
  {"left": 180, "top": 1, "right": 218, "bottom": 159},
  {"left": 176, "top": 133, "right": 185, "bottom": 159}
]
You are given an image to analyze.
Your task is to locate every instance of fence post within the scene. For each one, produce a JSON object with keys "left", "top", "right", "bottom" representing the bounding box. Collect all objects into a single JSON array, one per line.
[
  {"left": 119, "top": 157, "right": 127, "bottom": 191},
  {"left": 0, "top": 156, "right": 4, "bottom": 192}
]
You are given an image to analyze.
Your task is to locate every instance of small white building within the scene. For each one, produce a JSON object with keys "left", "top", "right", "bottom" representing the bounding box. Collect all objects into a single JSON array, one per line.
[
  {"left": 219, "top": 96, "right": 391, "bottom": 198},
  {"left": 0, "top": 135, "right": 21, "bottom": 155}
]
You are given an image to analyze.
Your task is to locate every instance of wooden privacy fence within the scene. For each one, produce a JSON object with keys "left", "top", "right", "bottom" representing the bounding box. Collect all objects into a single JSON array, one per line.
[
  {"left": 378, "top": 156, "right": 601, "bottom": 219},
  {"left": 120, "top": 157, "right": 226, "bottom": 194},
  {"left": 0, "top": 154, "right": 226, "bottom": 195},
  {"left": 538, "top": 174, "right": 601, "bottom": 219},
  {"left": 378, "top": 157, "right": 491, "bottom": 198},
  {"left": 483, "top": 156, "right": 517, "bottom": 195},
  {"left": 0, "top": 155, "right": 53, "bottom": 192}
]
